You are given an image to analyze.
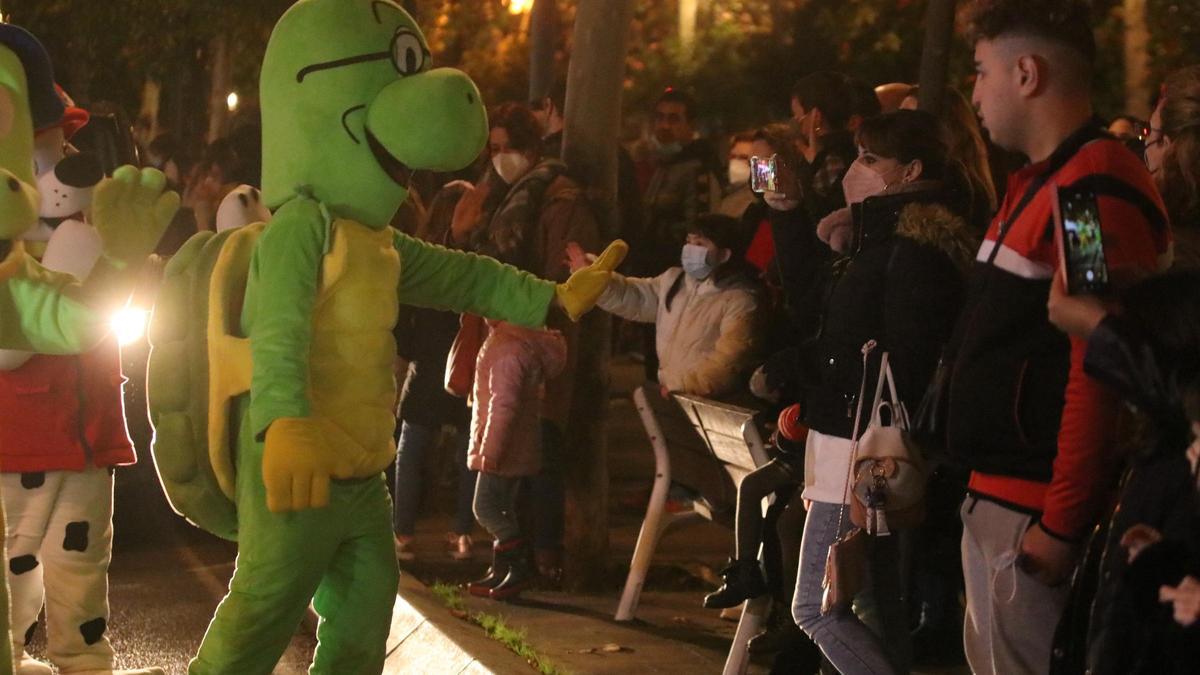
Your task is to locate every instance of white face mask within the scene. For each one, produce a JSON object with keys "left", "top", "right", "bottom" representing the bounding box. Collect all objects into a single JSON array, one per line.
[
  {"left": 841, "top": 158, "right": 910, "bottom": 206},
  {"left": 728, "top": 159, "right": 751, "bottom": 186},
  {"left": 492, "top": 151, "right": 532, "bottom": 185},
  {"left": 681, "top": 243, "right": 714, "bottom": 280}
]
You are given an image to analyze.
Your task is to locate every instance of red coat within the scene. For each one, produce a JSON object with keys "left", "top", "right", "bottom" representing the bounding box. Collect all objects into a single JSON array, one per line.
[{"left": 0, "top": 338, "right": 135, "bottom": 472}]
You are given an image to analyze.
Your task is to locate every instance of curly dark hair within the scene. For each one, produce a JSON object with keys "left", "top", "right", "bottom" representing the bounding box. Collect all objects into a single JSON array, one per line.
[
  {"left": 964, "top": 0, "right": 1096, "bottom": 65},
  {"left": 489, "top": 101, "right": 544, "bottom": 156}
]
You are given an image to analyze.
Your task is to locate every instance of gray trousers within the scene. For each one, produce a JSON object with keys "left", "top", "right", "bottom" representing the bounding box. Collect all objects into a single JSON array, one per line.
[
  {"left": 473, "top": 473, "right": 522, "bottom": 543},
  {"left": 960, "top": 497, "right": 1070, "bottom": 675}
]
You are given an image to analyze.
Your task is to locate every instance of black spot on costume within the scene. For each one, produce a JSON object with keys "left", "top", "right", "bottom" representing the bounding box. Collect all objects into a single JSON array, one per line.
[
  {"left": 63, "top": 521, "right": 89, "bottom": 552},
  {"left": 79, "top": 617, "right": 106, "bottom": 645},
  {"left": 20, "top": 472, "right": 44, "bottom": 489},
  {"left": 9, "top": 555, "right": 38, "bottom": 575}
]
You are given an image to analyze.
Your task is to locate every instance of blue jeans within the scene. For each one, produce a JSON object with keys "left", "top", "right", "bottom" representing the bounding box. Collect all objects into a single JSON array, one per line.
[
  {"left": 792, "top": 501, "right": 910, "bottom": 675},
  {"left": 392, "top": 421, "right": 477, "bottom": 537}
]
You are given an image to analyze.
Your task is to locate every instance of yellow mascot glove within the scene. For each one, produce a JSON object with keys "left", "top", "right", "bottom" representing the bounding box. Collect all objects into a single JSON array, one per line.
[
  {"left": 90, "top": 165, "right": 180, "bottom": 269},
  {"left": 554, "top": 239, "right": 628, "bottom": 322},
  {"left": 262, "top": 417, "right": 353, "bottom": 512}
]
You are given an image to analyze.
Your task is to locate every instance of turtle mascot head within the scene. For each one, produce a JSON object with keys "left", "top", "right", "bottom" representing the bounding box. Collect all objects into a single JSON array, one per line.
[
  {"left": 261, "top": 0, "right": 489, "bottom": 229},
  {"left": 0, "top": 24, "right": 56, "bottom": 240}
]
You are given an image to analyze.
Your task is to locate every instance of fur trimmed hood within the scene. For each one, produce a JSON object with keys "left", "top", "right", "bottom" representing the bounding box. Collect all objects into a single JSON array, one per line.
[{"left": 895, "top": 201, "right": 979, "bottom": 274}]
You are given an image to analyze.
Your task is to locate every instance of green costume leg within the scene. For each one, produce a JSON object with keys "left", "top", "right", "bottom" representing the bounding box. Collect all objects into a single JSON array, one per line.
[
  {"left": 309, "top": 477, "right": 397, "bottom": 675},
  {"left": 190, "top": 402, "right": 396, "bottom": 675}
]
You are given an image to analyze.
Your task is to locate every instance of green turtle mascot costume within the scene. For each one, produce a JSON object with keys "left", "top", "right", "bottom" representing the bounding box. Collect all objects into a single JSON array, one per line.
[{"left": 145, "top": 1, "right": 625, "bottom": 673}]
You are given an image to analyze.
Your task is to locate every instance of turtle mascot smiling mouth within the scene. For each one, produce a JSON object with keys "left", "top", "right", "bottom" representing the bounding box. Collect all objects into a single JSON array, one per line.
[{"left": 145, "top": 1, "right": 625, "bottom": 673}]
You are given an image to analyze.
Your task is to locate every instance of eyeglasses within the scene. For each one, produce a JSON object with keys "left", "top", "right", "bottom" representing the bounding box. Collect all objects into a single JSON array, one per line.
[{"left": 296, "top": 28, "right": 430, "bottom": 83}]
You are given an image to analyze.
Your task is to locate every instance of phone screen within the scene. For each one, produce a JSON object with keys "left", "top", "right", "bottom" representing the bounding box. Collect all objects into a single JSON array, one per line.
[
  {"left": 1055, "top": 186, "right": 1110, "bottom": 295},
  {"left": 749, "top": 155, "right": 778, "bottom": 194}
]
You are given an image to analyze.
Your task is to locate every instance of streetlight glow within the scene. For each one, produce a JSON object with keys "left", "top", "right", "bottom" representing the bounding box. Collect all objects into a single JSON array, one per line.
[
  {"left": 508, "top": 0, "right": 533, "bottom": 15},
  {"left": 226, "top": 91, "right": 239, "bottom": 112},
  {"left": 111, "top": 307, "right": 148, "bottom": 346}
]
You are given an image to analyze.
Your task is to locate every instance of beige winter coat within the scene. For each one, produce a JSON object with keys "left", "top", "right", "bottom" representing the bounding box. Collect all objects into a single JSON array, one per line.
[{"left": 599, "top": 268, "right": 762, "bottom": 398}]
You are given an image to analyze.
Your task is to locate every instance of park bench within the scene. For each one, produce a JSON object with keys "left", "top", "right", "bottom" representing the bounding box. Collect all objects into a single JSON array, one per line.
[{"left": 614, "top": 385, "right": 772, "bottom": 675}]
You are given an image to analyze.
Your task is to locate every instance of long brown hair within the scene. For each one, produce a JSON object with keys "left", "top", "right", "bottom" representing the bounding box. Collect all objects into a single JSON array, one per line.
[{"left": 1161, "top": 65, "right": 1200, "bottom": 228}]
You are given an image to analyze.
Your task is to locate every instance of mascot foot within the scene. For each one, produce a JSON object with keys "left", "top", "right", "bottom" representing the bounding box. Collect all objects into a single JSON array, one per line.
[{"left": 15, "top": 652, "right": 53, "bottom": 675}]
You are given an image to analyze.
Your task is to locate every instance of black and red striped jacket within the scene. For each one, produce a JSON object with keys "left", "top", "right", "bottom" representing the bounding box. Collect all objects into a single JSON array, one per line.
[{"left": 947, "top": 124, "right": 1172, "bottom": 541}]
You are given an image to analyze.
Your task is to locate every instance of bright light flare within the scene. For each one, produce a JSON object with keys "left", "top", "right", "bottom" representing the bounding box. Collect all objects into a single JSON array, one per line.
[
  {"left": 226, "top": 91, "right": 240, "bottom": 112},
  {"left": 508, "top": 0, "right": 533, "bottom": 14},
  {"left": 111, "top": 307, "right": 148, "bottom": 347}
]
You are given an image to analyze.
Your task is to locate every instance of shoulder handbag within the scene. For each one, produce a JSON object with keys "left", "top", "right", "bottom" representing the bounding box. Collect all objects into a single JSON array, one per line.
[
  {"left": 849, "top": 351, "right": 927, "bottom": 535},
  {"left": 820, "top": 340, "right": 876, "bottom": 615}
]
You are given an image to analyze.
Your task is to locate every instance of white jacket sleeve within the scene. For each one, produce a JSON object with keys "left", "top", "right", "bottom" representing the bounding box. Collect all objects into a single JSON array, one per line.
[{"left": 596, "top": 270, "right": 673, "bottom": 324}]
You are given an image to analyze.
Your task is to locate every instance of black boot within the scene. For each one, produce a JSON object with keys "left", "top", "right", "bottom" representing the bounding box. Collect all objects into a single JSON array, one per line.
[
  {"left": 703, "top": 558, "right": 767, "bottom": 609},
  {"left": 490, "top": 539, "right": 532, "bottom": 601},
  {"left": 467, "top": 539, "right": 514, "bottom": 597}
]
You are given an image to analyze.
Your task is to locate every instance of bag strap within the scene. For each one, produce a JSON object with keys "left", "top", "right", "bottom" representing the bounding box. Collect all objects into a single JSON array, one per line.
[
  {"left": 837, "top": 339, "right": 878, "bottom": 533},
  {"left": 867, "top": 352, "right": 909, "bottom": 431},
  {"left": 986, "top": 127, "right": 1107, "bottom": 265}
]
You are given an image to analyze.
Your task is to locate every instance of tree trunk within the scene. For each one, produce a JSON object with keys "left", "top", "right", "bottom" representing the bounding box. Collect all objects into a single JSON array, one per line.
[
  {"left": 917, "top": 0, "right": 957, "bottom": 115},
  {"left": 559, "top": 0, "right": 634, "bottom": 591},
  {"left": 679, "top": 0, "right": 698, "bottom": 58},
  {"left": 206, "top": 34, "right": 231, "bottom": 144},
  {"left": 528, "top": 0, "right": 560, "bottom": 104},
  {"left": 1123, "top": 0, "right": 1152, "bottom": 119}
]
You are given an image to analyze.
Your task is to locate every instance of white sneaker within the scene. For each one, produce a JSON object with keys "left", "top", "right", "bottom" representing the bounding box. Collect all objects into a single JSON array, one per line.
[
  {"left": 14, "top": 651, "right": 52, "bottom": 675},
  {"left": 395, "top": 535, "right": 416, "bottom": 561},
  {"left": 446, "top": 533, "right": 474, "bottom": 561}
]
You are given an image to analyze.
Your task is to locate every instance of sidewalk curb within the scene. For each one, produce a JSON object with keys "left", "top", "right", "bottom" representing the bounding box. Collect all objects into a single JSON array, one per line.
[{"left": 384, "top": 573, "right": 533, "bottom": 674}]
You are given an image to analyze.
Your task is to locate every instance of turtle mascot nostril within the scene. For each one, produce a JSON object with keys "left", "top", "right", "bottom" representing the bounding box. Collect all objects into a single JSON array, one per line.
[{"left": 143, "top": 1, "right": 626, "bottom": 673}]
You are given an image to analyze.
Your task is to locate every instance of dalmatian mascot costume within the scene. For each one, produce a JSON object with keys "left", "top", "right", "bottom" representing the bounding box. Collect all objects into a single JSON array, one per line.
[{"left": 0, "top": 33, "right": 165, "bottom": 675}]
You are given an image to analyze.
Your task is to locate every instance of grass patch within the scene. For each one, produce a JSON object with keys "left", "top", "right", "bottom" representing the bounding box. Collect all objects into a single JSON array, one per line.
[{"left": 430, "top": 581, "right": 570, "bottom": 675}]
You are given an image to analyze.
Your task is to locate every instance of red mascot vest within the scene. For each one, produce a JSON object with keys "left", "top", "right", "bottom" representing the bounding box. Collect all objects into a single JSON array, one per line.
[{"left": 0, "top": 338, "right": 135, "bottom": 472}]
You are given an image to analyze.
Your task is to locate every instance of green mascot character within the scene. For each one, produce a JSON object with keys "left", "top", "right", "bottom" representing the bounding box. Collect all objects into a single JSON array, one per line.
[{"left": 145, "top": 1, "right": 625, "bottom": 673}]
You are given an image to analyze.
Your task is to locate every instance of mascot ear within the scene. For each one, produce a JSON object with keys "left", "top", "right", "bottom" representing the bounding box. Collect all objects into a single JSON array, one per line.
[{"left": 0, "top": 88, "right": 13, "bottom": 139}]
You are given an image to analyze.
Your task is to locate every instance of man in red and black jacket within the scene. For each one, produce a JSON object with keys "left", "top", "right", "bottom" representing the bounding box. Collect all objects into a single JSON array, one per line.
[{"left": 947, "top": 2, "right": 1173, "bottom": 674}]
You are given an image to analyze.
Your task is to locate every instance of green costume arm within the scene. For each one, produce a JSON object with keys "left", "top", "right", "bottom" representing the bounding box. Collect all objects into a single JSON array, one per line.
[
  {"left": 393, "top": 230, "right": 553, "bottom": 328},
  {"left": 245, "top": 197, "right": 325, "bottom": 438},
  {"left": 0, "top": 250, "right": 107, "bottom": 353}
]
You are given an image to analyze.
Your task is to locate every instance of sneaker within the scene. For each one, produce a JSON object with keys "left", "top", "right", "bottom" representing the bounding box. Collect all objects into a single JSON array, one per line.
[
  {"left": 446, "top": 532, "right": 474, "bottom": 561},
  {"left": 394, "top": 535, "right": 416, "bottom": 561}
]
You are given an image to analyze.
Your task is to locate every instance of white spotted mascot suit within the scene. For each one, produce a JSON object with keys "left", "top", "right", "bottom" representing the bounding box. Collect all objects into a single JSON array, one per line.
[{"left": 0, "top": 100, "right": 164, "bottom": 675}]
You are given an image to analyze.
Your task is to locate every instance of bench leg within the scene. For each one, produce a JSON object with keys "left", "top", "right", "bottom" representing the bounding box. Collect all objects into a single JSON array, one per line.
[
  {"left": 722, "top": 593, "right": 770, "bottom": 675},
  {"left": 614, "top": 463, "right": 672, "bottom": 621}
]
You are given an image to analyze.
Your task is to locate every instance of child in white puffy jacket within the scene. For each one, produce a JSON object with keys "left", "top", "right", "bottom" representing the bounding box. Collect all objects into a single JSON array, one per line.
[{"left": 568, "top": 214, "right": 763, "bottom": 399}]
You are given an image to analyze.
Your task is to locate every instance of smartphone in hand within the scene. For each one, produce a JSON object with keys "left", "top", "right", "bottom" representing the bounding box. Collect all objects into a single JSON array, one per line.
[
  {"left": 749, "top": 155, "right": 778, "bottom": 194},
  {"left": 1052, "top": 184, "right": 1110, "bottom": 295}
]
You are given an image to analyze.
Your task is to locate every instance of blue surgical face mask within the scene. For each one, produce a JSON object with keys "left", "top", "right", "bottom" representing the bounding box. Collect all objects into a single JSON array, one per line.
[{"left": 681, "top": 243, "right": 714, "bottom": 280}]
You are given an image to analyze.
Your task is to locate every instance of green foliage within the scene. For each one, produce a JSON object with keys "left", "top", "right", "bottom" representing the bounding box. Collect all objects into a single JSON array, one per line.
[
  {"left": 430, "top": 581, "right": 569, "bottom": 675},
  {"left": 1146, "top": 1, "right": 1200, "bottom": 90}
]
